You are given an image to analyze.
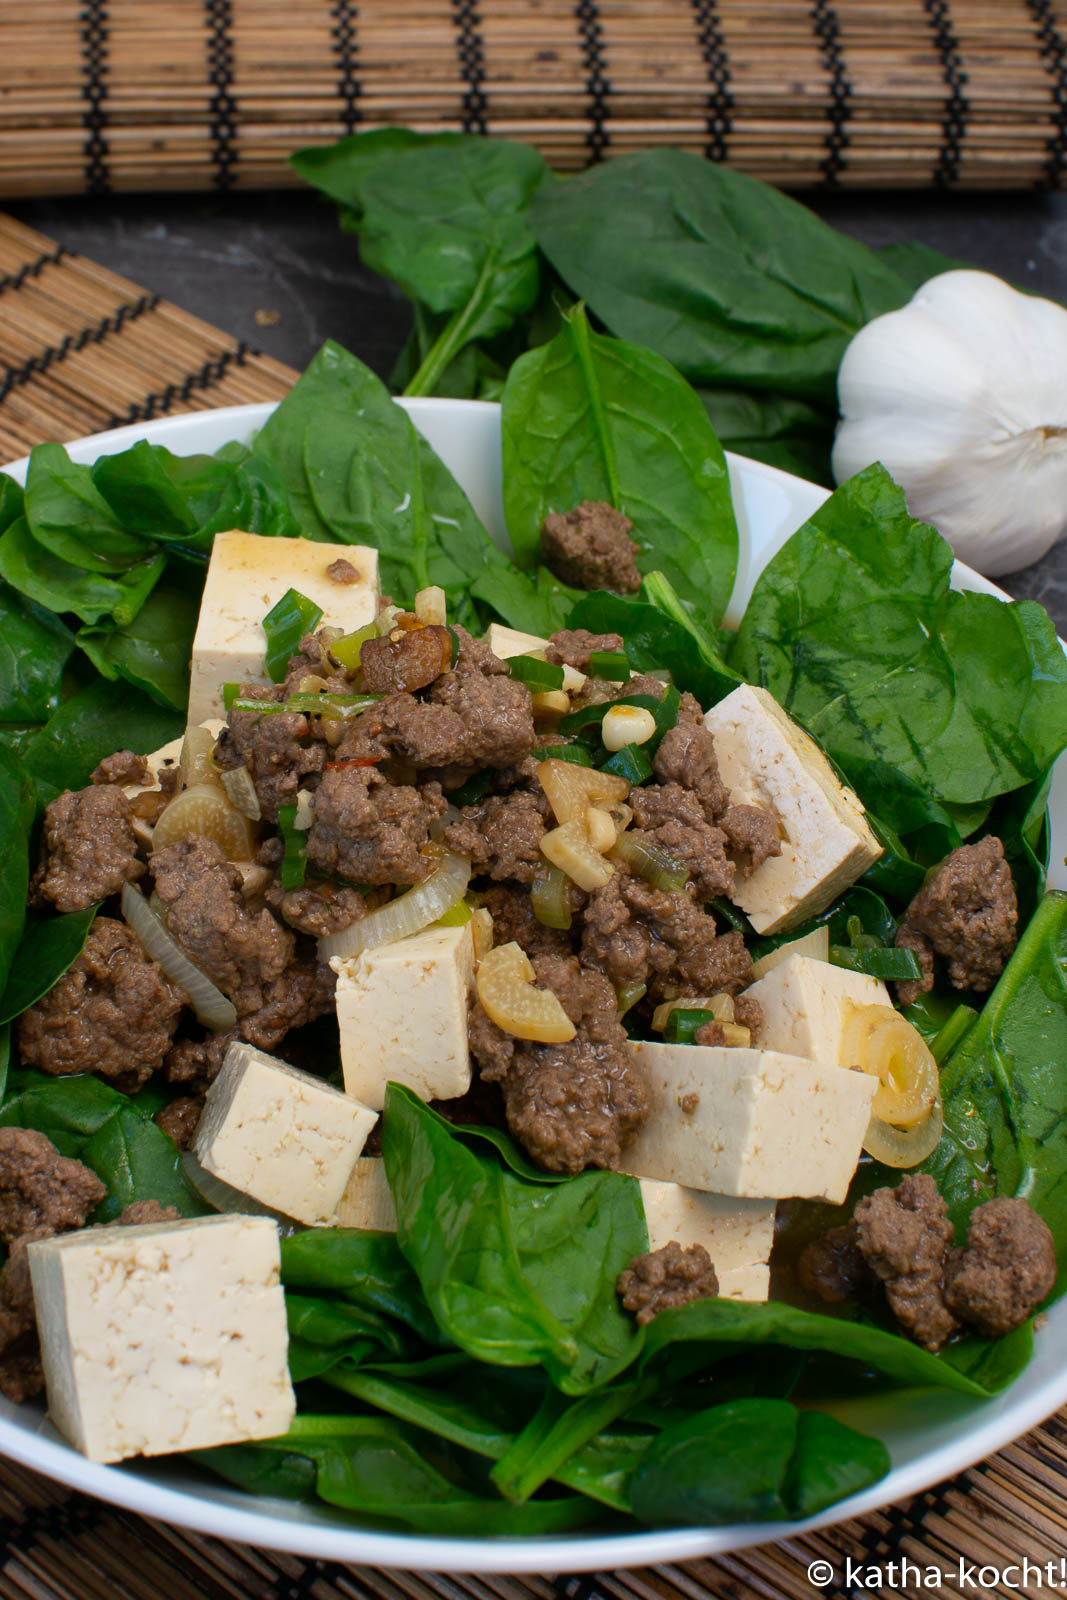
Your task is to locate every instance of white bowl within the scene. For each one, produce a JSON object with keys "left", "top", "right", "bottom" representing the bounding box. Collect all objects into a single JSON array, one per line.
[{"left": 3, "top": 399, "right": 1066, "bottom": 1574}]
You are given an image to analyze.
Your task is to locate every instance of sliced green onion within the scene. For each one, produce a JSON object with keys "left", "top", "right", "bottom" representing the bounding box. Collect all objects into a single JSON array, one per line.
[
  {"left": 508, "top": 654, "right": 565, "bottom": 691},
  {"left": 436, "top": 899, "right": 473, "bottom": 927},
  {"left": 600, "top": 743, "right": 653, "bottom": 784},
  {"left": 222, "top": 682, "right": 240, "bottom": 711},
  {"left": 285, "top": 692, "right": 381, "bottom": 720},
  {"left": 610, "top": 829, "right": 690, "bottom": 893},
  {"left": 664, "top": 1008, "right": 717, "bottom": 1044},
  {"left": 329, "top": 622, "right": 377, "bottom": 672},
  {"left": 588, "top": 651, "right": 630, "bottom": 682},
  {"left": 449, "top": 770, "right": 493, "bottom": 807},
  {"left": 277, "top": 804, "right": 308, "bottom": 891},
  {"left": 531, "top": 744, "right": 594, "bottom": 767},
  {"left": 616, "top": 981, "right": 647, "bottom": 1016},
  {"left": 263, "top": 588, "right": 324, "bottom": 683},
  {"left": 829, "top": 944, "right": 922, "bottom": 981},
  {"left": 531, "top": 864, "right": 573, "bottom": 930}
]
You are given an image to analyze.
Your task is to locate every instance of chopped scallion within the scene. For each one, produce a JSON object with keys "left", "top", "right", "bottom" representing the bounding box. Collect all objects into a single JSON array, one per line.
[
  {"left": 664, "top": 1008, "right": 716, "bottom": 1044},
  {"left": 588, "top": 650, "right": 631, "bottom": 682},
  {"left": 600, "top": 743, "right": 653, "bottom": 783},
  {"left": 263, "top": 588, "right": 324, "bottom": 683},
  {"left": 277, "top": 804, "right": 308, "bottom": 891},
  {"left": 531, "top": 744, "right": 594, "bottom": 766},
  {"left": 508, "top": 654, "right": 565, "bottom": 691}
]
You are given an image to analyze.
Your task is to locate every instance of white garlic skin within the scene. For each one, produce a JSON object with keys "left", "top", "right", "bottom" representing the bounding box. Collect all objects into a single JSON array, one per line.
[{"left": 832, "top": 269, "right": 1067, "bottom": 576}]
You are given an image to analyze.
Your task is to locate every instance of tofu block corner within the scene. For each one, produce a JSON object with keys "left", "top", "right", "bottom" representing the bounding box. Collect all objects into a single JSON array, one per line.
[
  {"left": 704, "top": 683, "right": 882, "bottom": 934},
  {"left": 28, "top": 1214, "right": 295, "bottom": 1464},
  {"left": 194, "top": 1042, "right": 377, "bottom": 1225}
]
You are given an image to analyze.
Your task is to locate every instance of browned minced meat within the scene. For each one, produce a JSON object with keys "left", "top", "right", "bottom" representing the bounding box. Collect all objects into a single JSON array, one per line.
[
  {"left": 581, "top": 870, "right": 753, "bottom": 1001},
  {"left": 326, "top": 557, "right": 363, "bottom": 584},
  {"left": 469, "top": 953, "right": 648, "bottom": 1174},
  {"left": 152, "top": 838, "right": 294, "bottom": 1013},
  {"left": 155, "top": 1097, "right": 203, "bottom": 1150},
  {"left": 895, "top": 836, "right": 1018, "bottom": 1006},
  {"left": 30, "top": 786, "right": 145, "bottom": 914},
  {"left": 540, "top": 501, "right": 642, "bottom": 594},
  {"left": 693, "top": 1020, "right": 727, "bottom": 1046},
  {"left": 16, "top": 918, "right": 185, "bottom": 1092},
  {"left": 0, "top": 1129, "right": 105, "bottom": 1246},
  {"left": 617, "top": 1241, "right": 720, "bottom": 1326},
  {"left": 629, "top": 783, "right": 735, "bottom": 901},
  {"left": 0, "top": 1227, "right": 52, "bottom": 1402},
  {"left": 943, "top": 1197, "right": 1056, "bottom": 1339},
  {"left": 91, "top": 749, "right": 149, "bottom": 787},
  {"left": 734, "top": 992, "right": 763, "bottom": 1041},
  {"left": 721, "top": 804, "right": 782, "bottom": 875},
  {"left": 544, "top": 629, "right": 625, "bottom": 674},
  {"left": 443, "top": 790, "right": 550, "bottom": 885},
  {"left": 853, "top": 1174, "right": 958, "bottom": 1351},
  {"left": 264, "top": 880, "right": 380, "bottom": 939},
  {"left": 280, "top": 631, "right": 352, "bottom": 699},
  {"left": 118, "top": 1200, "right": 181, "bottom": 1226},
  {"left": 451, "top": 625, "right": 509, "bottom": 677},
  {"left": 428, "top": 668, "right": 536, "bottom": 771},
  {"left": 796, "top": 1224, "right": 877, "bottom": 1305},
  {"left": 165, "top": 959, "right": 336, "bottom": 1090},
  {"left": 479, "top": 883, "right": 575, "bottom": 961},
  {"left": 653, "top": 692, "right": 729, "bottom": 822},
  {"left": 360, "top": 623, "right": 453, "bottom": 695},
  {"left": 306, "top": 767, "right": 444, "bottom": 886},
  {"left": 215, "top": 698, "right": 326, "bottom": 823}
]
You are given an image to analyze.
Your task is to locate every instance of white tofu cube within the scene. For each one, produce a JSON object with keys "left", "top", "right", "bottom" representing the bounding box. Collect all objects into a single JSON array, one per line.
[
  {"left": 194, "top": 1042, "right": 377, "bottom": 1225},
  {"left": 188, "top": 530, "right": 379, "bottom": 723},
  {"left": 639, "top": 1179, "right": 775, "bottom": 1301},
  {"left": 332, "top": 921, "right": 476, "bottom": 1110},
  {"left": 334, "top": 1157, "right": 398, "bottom": 1231},
  {"left": 28, "top": 1215, "right": 294, "bottom": 1464},
  {"left": 746, "top": 954, "right": 891, "bottom": 1068},
  {"left": 704, "top": 684, "right": 881, "bottom": 934},
  {"left": 622, "top": 1041, "right": 875, "bottom": 1204}
]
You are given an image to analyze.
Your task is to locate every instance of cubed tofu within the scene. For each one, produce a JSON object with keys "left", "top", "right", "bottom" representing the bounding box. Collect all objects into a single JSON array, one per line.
[
  {"left": 334, "top": 1157, "right": 398, "bottom": 1231},
  {"left": 332, "top": 921, "right": 476, "bottom": 1110},
  {"left": 193, "top": 1042, "right": 377, "bottom": 1225},
  {"left": 746, "top": 954, "right": 891, "bottom": 1068},
  {"left": 28, "top": 1215, "right": 294, "bottom": 1464},
  {"left": 188, "top": 531, "right": 379, "bottom": 723},
  {"left": 704, "top": 684, "right": 881, "bottom": 934},
  {"left": 639, "top": 1179, "right": 775, "bottom": 1301},
  {"left": 621, "top": 1041, "right": 876, "bottom": 1204}
]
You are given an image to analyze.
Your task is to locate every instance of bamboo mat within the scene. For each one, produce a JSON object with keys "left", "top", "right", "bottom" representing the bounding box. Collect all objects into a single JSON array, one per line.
[
  {"left": 4, "top": 212, "right": 1067, "bottom": 1592},
  {"left": 2, "top": 0, "right": 1067, "bottom": 194}
]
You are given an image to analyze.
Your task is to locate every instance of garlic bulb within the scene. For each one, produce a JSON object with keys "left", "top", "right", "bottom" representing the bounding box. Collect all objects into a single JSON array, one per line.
[{"left": 832, "top": 270, "right": 1067, "bottom": 576}]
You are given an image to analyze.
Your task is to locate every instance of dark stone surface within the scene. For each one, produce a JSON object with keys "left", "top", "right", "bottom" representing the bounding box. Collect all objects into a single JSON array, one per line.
[{"left": 10, "top": 185, "right": 1067, "bottom": 628}]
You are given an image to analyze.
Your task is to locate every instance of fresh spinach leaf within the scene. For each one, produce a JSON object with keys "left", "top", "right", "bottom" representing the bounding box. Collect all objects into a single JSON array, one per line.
[
  {"left": 290, "top": 128, "right": 443, "bottom": 215},
  {"left": 0, "top": 750, "right": 35, "bottom": 996},
  {"left": 567, "top": 584, "right": 740, "bottom": 710},
  {"left": 531, "top": 149, "right": 917, "bottom": 405},
  {"left": 0, "top": 906, "right": 98, "bottom": 1026},
  {"left": 24, "top": 443, "right": 154, "bottom": 572},
  {"left": 729, "top": 465, "right": 1067, "bottom": 823},
  {"left": 280, "top": 1225, "right": 443, "bottom": 1347},
  {"left": 923, "top": 891, "right": 1067, "bottom": 1267},
  {"left": 0, "top": 1070, "right": 208, "bottom": 1220},
  {"left": 0, "top": 581, "right": 74, "bottom": 722},
  {"left": 502, "top": 305, "right": 738, "bottom": 625},
  {"left": 698, "top": 387, "right": 837, "bottom": 486},
  {"left": 0, "top": 516, "right": 166, "bottom": 627},
  {"left": 76, "top": 574, "right": 200, "bottom": 712},
  {"left": 0, "top": 474, "right": 23, "bottom": 533},
  {"left": 21, "top": 678, "right": 182, "bottom": 806},
  {"left": 382, "top": 1083, "right": 646, "bottom": 1393},
  {"left": 91, "top": 439, "right": 199, "bottom": 537}
]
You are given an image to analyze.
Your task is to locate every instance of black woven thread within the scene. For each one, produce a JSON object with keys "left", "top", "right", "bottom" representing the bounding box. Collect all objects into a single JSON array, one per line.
[
  {"left": 104, "top": 343, "right": 252, "bottom": 426},
  {"left": 205, "top": 0, "right": 238, "bottom": 189},
  {"left": 451, "top": 0, "right": 488, "bottom": 134},
  {"left": 0, "top": 1487, "right": 103, "bottom": 1567},
  {"left": 691, "top": 0, "right": 733, "bottom": 163},
  {"left": 1027, "top": 0, "right": 1067, "bottom": 190},
  {"left": 576, "top": 0, "right": 610, "bottom": 162},
  {"left": 923, "top": 0, "right": 970, "bottom": 187},
  {"left": 0, "top": 295, "right": 159, "bottom": 407},
  {"left": 330, "top": 0, "right": 362, "bottom": 133},
  {"left": 80, "top": 0, "right": 111, "bottom": 195},
  {"left": 814, "top": 1468, "right": 975, "bottom": 1596},
  {"left": 811, "top": 0, "right": 851, "bottom": 184},
  {"left": 555, "top": 1578, "right": 607, "bottom": 1600},
  {"left": 0, "top": 245, "right": 68, "bottom": 300}
]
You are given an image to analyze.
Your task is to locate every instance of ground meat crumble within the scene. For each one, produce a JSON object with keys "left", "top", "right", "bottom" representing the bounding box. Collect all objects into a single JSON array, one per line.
[
  {"left": 895, "top": 835, "right": 1018, "bottom": 1006},
  {"left": 617, "top": 1240, "right": 720, "bottom": 1325}
]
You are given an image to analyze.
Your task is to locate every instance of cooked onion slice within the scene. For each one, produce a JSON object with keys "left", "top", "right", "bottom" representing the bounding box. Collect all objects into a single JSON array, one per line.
[
  {"left": 863, "top": 1100, "right": 944, "bottom": 1168},
  {"left": 476, "top": 942, "right": 576, "bottom": 1043},
  {"left": 121, "top": 881, "right": 236, "bottom": 1030},
  {"left": 320, "top": 850, "right": 471, "bottom": 963},
  {"left": 610, "top": 829, "right": 689, "bottom": 893},
  {"left": 531, "top": 863, "right": 573, "bottom": 930},
  {"left": 219, "top": 764, "right": 261, "bottom": 821},
  {"left": 180, "top": 723, "right": 221, "bottom": 789},
  {"left": 541, "top": 819, "right": 615, "bottom": 891},
  {"left": 152, "top": 783, "right": 256, "bottom": 858},
  {"left": 841, "top": 1002, "right": 944, "bottom": 1167}
]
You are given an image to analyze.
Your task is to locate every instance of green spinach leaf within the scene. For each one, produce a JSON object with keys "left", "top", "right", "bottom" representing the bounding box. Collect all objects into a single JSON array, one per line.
[
  {"left": 0, "top": 581, "right": 74, "bottom": 723},
  {"left": 76, "top": 573, "right": 200, "bottom": 711},
  {"left": 567, "top": 583, "right": 740, "bottom": 710},
  {"left": 502, "top": 305, "right": 738, "bottom": 624},
  {"left": 698, "top": 387, "right": 837, "bottom": 486},
  {"left": 280, "top": 1227, "right": 443, "bottom": 1348},
  {"left": 0, "top": 515, "right": 166, "bottom": 627},
  {"left": 24, "top": 443, "right": 153, "bottom": 572},
  {"left": 0, "top": 906, "right": 98, "bottom": 1026},
  {"left": 21, "top": 678, "right": 182, "bottom": 806},
  {"left": 0, "top": 750, "right": 35, "bottom": 996}
]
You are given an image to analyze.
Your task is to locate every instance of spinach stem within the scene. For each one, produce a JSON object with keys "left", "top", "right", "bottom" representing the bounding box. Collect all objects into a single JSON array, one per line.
[{"left": 403, "top": 251, "right": 497, "bottom": 397}]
